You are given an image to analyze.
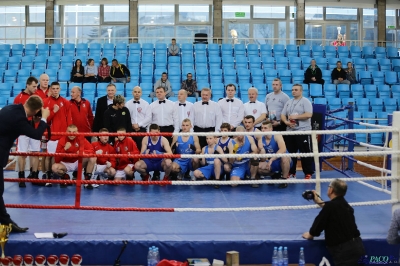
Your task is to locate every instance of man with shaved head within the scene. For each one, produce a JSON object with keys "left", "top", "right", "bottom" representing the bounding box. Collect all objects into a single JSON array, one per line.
[
  {"left": 35, "top": 74, "right": 50, "bottom": 100},
  {"left": 69, "top": 86, "right": 94, "bottom": 142},
  {"left": 173, "top": 89, "right": 194, "bottom": 132},
  {"left": 125, "top": 86, "right": 150, "bottom": 150},
  {"left": 243, "top": 87, "right": 267, "bottom": 129}
]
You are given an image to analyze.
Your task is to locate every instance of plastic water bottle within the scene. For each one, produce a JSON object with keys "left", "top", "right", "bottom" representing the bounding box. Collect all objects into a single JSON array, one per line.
[
  {"left": 283, "top": 247, "right": 288, "bottom": 266},
  {"left": 272, "top": 247, "right": 278, "bottom": 266},
  {"left": 277, "top": 246, "right": 283, "bottom": 266},
  {"left": 147, "top": 247, "right": 153, "bottom": 266},
  {"left": 299, "top": 247, "right": 305, "bottom": 266},
  {"left": 154, "top": 247, "right": 160, "bottom": 263}
]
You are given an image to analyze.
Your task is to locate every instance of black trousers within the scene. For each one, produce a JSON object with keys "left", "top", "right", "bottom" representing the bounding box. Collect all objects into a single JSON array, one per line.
[
  {"left": 132, "top": 127, "right": 147, "bottom": 151},
  {"left": 0, "top": 166, "right": 11, "bottom": 224},
  {"left": 159, "top": 125, "right": 174, "bottom": 144},
  {"left": 327, "top": 237, "right": 365, "bottom": 266},
  {"left": 284, "top": 134, "right": 314, "bottom": 175},
  {"left": 273, "top": 121, "right": 287, "bottom": 132},
  {"left": 194, "top": 126, "right": 215, "bottom": 148}
]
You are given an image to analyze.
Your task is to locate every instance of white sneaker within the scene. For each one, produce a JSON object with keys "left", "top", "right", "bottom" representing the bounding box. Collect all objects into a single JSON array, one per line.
[{"left": 92, "top": 184, "right": 100, "bottom": 188}]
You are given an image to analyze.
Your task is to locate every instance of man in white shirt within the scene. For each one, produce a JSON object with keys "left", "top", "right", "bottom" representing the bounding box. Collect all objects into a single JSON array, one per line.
[
  {"left": 125, "top": 86, "right": 150, "bottom": 151},
  {"left": 243, "top": 87, "right": 267, "bottom": 129},
  {"left": 173, "top": 89, "right": 194, "bottom": 132},
  {"left": 265, "top": 78, "right": 290, "bottom": 131},
  {"left": 218, "top": 84, "right": 245, "bottom": 130},
  {"left": 192, "top": 88, "right": 223, "bottom": 148}
]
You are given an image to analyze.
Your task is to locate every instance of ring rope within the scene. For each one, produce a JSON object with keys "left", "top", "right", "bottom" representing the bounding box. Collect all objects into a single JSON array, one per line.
[{"left": 357, "top": 181, "right": 391, "bottom": 195}]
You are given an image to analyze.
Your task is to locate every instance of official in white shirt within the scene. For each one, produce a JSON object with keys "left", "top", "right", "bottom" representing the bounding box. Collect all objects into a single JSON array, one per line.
[
  {"left": 174, "top": 89, "right": 194, "bottom": 132},
  {"left": 218, "top": 84, "right": 245, "bottom": 130},
  {"left": 192, "top": 88, "right": 223, "bottom": 147},
  {"left": 125, "top": 86, "right": 150, "bottom": 150},
  {"left": 243, "top": 87, "right": 267, "bottom": 129},
  {"left": 145, "top": 86, "right": 179, "bottom": 143}
]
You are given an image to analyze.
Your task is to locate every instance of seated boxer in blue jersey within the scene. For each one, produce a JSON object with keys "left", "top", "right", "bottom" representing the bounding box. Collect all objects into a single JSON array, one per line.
[
  {"left": 217, "top": 123, "right": 233, "bottom": 181},
  {"left": 193, "top": 135, "right": 227, "bottom": 188},
  {"left": 257, "top": 121, "right": 292, "bottom": 188},
  {"left": 224, "top": 126, "right": 259, "bottom": 187},
  {"left": 134, "top": 124, "right": 173, "bottom": 181},
  {"left": 170, "top": 118, "right": 201, "bottom": 180},
  {"left": 243, "top": 115, "right": 262, "bottom": 151}
]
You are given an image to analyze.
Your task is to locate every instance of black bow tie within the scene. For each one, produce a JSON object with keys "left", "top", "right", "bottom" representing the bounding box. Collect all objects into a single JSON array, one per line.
[
  {"left": 133, "top": 101, "right": 140, "bottom": 104},
  {"left": 250, "top": 102, "right": 256, "bottom": 104},
  {"left": 159, "top": 100, "right": 165, "bottom": 104},
  {"left": 226, "top": 99, "right": 234, "bottom": 102},
  {"left": 202, "top": 102, "right": 208, "bottom": 105},
  {"left": 179, "top": 103, "right": 186, "bottom": 106}
]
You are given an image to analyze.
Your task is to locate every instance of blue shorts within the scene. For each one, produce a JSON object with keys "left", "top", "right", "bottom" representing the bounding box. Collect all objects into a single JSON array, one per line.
[
  {"left": 142, "top": 159, "right": 163, "bottom": 172},
  {"left": 198, "top": 164, "right": 223, "bottom": 180},
  {"left": 231, "top": 162, "right": 251, "bottom": 179},
  {"left": 269, "top": 159, "right": 293, "bottom": 173},
  {"left": 174, "top": 159, "right": 193, "bottom": 174}
]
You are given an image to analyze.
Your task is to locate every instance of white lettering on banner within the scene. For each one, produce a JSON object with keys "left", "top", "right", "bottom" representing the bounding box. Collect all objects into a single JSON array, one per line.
[{"left": 319, "top": 257, "right": 331, "bottom": 266}]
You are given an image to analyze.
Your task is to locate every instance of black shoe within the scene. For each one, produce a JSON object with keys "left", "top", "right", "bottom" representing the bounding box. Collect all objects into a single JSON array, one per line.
[
  {"left": 251, "top": 184, "right": 259, "bottom": 188},
  {"left": 18, "top": 171, "right": 26, "bottom": 188},
  {"left": 184, "top": 170, "right": 191, "bottom": 179},
  {"left": 214, "top": 185, "right": 220, "bottom": 189},
  {"left": 153, "top": 171, "right": 160, "bottom": 181},
  {"left": 5, "top": 220, "right": 28, "bottom": 233},
  {"left": 279, "top": 183, "right": 288, "bottom": 189},
  {"left": 60, "top": 183, "right": 68, "bottom": 188},
  {"left": 84, "top": 184, "right": 93, "bottom": 190}
]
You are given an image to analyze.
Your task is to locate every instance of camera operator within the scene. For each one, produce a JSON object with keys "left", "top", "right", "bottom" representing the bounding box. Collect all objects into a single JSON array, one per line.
[{"left": 302, "top": 179, "right": 365, "bottom": 265}]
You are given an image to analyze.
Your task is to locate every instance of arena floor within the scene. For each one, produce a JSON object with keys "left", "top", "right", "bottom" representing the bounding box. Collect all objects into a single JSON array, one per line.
[{"left": 2, "top": 170, "right": 397, "bottom": 265}]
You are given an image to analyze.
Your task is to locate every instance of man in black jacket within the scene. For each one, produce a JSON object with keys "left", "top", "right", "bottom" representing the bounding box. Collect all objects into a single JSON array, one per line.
[
  {"left": 110, "top": 59, "right": 131, "bottom": 84},
  {"left": 331, "top": 61, "right": 350, "bottom": 85},
  {"left": 103, "top": 95, "right": 133, "bottom": 144},
  {"left": 303, "top": 59, "right": 324, "bottom": 85},
  {"left": 93, "top": 83, "right": 116, "bottom": 133},
  {"left": 0, "top": 95, "right": 50, "bottom": 232},
  {"left": 302, "top": 179, "right": 365, "bottom": 265}
]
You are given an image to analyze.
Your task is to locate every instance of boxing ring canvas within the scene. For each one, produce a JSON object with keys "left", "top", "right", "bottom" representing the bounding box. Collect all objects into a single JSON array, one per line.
[{"left": 3, "top": 170, "right": 398, "bottom": 265}]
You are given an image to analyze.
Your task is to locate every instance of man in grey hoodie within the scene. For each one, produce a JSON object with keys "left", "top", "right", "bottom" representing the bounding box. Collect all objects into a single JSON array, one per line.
[{"left": 152, "top": 72, "right": 174, "bottom": 98}]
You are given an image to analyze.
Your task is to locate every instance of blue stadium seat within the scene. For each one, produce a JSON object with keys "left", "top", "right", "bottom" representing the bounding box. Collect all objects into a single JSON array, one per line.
[
  {"left": 337, "top": 84, "right": 350, "bottom": 98},
  {"left": 45, "top": 68, "right": 57, "bottom": 82},
  {"left": 4, "top": 70, "right": 17, "bottom": 83},
  {"left": 237, "top": 68, "right": 250, "bottom": 83},
  {"left": 364, "top": 84, "right": 377, "bottom": 98},
  {"left": 141, "top": 68, "right": 153, "bottom": 83},
  {"left": 314, "top": 57, "right": 327, "bottom": 70},
  {"left": 208, "top": 44, "right": 220, "bottom": 57},
  {"left": 375, "top": 47, "right": 386, "bottom": 59},
  {"left": 350, "top": 84, "right": 364, "bottom": 98},
  {"left": 387, "top": 47, "right": 399, "bottom": 59},
  {"left": 312, "top": 46, "right": 323, "bottom": 58},
  {"left": 337, "top": 46, "right": 349, "bottom": 58},
  {"left": 209, "top": 56, "right": 221, "bottom": 69},
  {"left": 323, "top": 84, "right": 337, "bottom": 98},
  {"left": 181, "top": 44, "right": 193, "bottom": 56},
  {"left": 289, "top": 57, "right": 301, "bottom": 70},
  {"left": 378, "top": 58, "right": 391, "bottom": 71},
  {"left": 385, "top": 71, "right": 398, "bottom": 85},
  {"left": 327, "top": 98, "right": 341, "bottom": 110},
  {"left": 235, "top": 56, "right": 248, "bottom": 69},
  {"left": 264, "top": 69, "right": 278, "bottom": 84},
  {"left": 384, "top": 98, "right": 398, "bottom": 113},
  {"left": 275, "top": 57, "right": 288, "bottom": 70},
  {"left": 50, "top": 43, "right": 62, "bottom": 57},
  {"left": 282, "top": 83, "right": 293, "bottom": 95},
  {"left": 34, "top": 56, "right": 47, "bottom": 69},
  {"left": 278, "top": 69, "right": 291, "bottom": 84},
  {"left": 155, "top": 43, "right": 167, "bottom": 55},
  {"left": 195, "top": 43, "right": 207, "bottom": 57},
  {"left": 247, "top": 44, "right": 259, "bottom": 57},
  {"left": 260, "top": 44, "right": 272, "bottom": 57},
  {"left": 0, "top": 44, "right": 10, "bottom": 58},
  {"left": 353, "top": 58, "right": 366, "bottom": 71},
  {"left": 325, "top": 46, "right": 337, "bottom": 58},
  {"left": 11, "top": 44, "right": 23, "bottom": 57},
  {"left": 25, "top": 44, "right": 37, "bottom": 57},
  {"left": 366, "top": 58, "right": 379, "bottom": 71},
  {"left": 155, "top": 55, "right": 167, "bottom": 69},
  {"left": 197, "top": 68, "right": 209, "bottom": 83},
  {"left": 37, "top": 43, "right": 49, "bottom": 57},
  {"left": 47, "top": 56, "right": 60, "bottom": 69},
  {"left": 197, "top": 82, "right": 210, "bottom": 91},
  {"left": 372, "top": 71, "right": 384, "bottom": 85},
  {"left": 350, "top": 46, "right": 361, "bottom": 58},
  {"left": 7, "top": 57, "right": 20, "bottom": 70},
  {"left": 249, "top": 56, "right": 261, "bottom": 70},
  {"left": 222, "top": 56, "right": 235, "bottom": 69},
  {"left": 299, "top": 45, "right": 310, "bottom": 57},
  {"left": 358, "top": 70, "right": 372, "bottom": 85},
  {"left": 342, "top": 98, "right": 355, "bottom": 106},
  {"left": 376, "top": 112, "right": 388, "bottom": 125},
  {"left": 314, "top": 98, "right": 327, "bottom": 105},
  {"left": 328, "top": 58, "right": 338, "bottom": 70},
  {"left": 221, "top": 44, "right": 233, "bottom": 56},
  {"left": 167, "top": 56, "right": 180, "bottom": 69},
  {"left": 286, "top": 45, "right": 298, "bottom": 57},
  {"left": 356, "top": 98, "right": 370, "bottom": 112},
  {"left": 321, "top": 70, "right": 331, "bottom": 83},
  {"left": 292, "top": 69, "right": 304, "bottom": 84},
  {"left": 251, "top": 69, "right": 264, "bottom": 84},
  {"left": 262, "top": 56, "right": 274, "bottom": 70},
  {"left": 234, "top": 43, "right": 246, "bottom": 57},
  {"left": 127, "top": 55, "right": 140, "bottom": 69},
  {"left": 115, "top": 42, "right": 128, "bottom": 56},
  {"left": 253, "top": 82, "right": 267, "bottom": 93},
  {"left": 310, "top": 83, "right": 323, "bottom": 98},
  {"left": 362, "top": 46, "right": 374, "bottom": 59},
  {"left": 12, "top": 83, "right": 25, "bottom": 96},
  {"left": 57, "top": 69, "right": 71, "bottom": 82},
  {"left": 128, "top": 43, "right": 141, "bottom": 57},
  {"left": 210, "top": 69, "right": 223, "bottom": 83},
  {"left": 223, "top": 68, "right": 236, "bottom": 84},
  {"left": 376, "top": 84, "right": 390, "bottom": 98},
  {"left": 17, "top": 69, "right": 30, "bottom": 83},
  {"left": 370, "top": 98, "right": 384, "bottom": 112},
  {"left": 88, "top": 43, "right": 101, "bottom": 57},
  {"left": 63, "top": 43, "right": 75, "bottom": 57}
]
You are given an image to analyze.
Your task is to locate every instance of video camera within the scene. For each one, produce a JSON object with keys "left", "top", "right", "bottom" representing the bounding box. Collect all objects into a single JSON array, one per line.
[{"left": 302, "top": 190, "right": 315, "bottom": 201}]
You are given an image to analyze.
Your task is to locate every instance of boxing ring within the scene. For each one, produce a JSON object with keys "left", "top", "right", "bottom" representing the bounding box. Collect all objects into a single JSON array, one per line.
[{"left": 3, "top": 110, "right": 400, "bottom": 265}]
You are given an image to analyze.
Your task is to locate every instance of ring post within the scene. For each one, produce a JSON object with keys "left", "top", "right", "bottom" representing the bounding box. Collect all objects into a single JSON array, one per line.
[
  {"left": 387, "top": 114, "right": 393, "bottom": 188},
  {"left": 74, "top": 135, "right": 84, "bottom": 209},
  {"left": 311, "top": 132, "right": 321, "bottom": 195},
  {"left": 391, "top": 112, "right": 400, "bottom": 212},
  {"left": 347, "top": 102, "right": 354, "bottom": 171}
]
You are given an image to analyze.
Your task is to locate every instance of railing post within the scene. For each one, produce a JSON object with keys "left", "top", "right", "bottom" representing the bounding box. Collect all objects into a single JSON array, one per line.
[
  {"left": 74, "top": 135, "right": 84, "bottom": 209},
  {"left": 347, "top": 102, "right": 354, "bottom": 170},
  {"left": 391, "top": 112, "right": 400, "bottom": 212}
]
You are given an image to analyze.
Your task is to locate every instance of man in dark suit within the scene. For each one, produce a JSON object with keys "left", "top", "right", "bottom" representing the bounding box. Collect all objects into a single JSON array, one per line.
[
  {"left": 92, "top": 83, "right": 116, "bottom": 132},
  {"left": 0, "top": 95, "right": 50, "bottom": 232}
]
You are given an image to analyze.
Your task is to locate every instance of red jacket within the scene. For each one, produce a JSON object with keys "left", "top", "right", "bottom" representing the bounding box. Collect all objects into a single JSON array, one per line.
[
  {"left": 69, "top": 99, "right": 94, "bottom": 133},
  {"left": 114, "top": 137, "right": 139, "bottom": 170},
  {"left": 55, "top": 136, "right": 94, "bottom": 163},
  {"left": 44, "top": 96, "right": 73, "bottom": 140},
  {"left": 14, "top": 91, "right": 39, "bottom": 127},
  {"left": 91, "top": 141, "right": 116, "bottom": 168},
  {"left": 35, "top": 86, "right": 50, "bottom": 100}
]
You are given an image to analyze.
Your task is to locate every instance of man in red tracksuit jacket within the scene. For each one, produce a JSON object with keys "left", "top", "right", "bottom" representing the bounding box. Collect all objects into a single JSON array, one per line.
[
  {"left": 43, "top": 81, "right": 73, "bottom": 182},
  {"left": 69, "top": 86, "right": 94, "bottom": 141},
  {"left": 51, "top": 124, "right": 97, "bottom": 189},
  {"left": 91, "top": 128, "right": 116, "bottom": 181},
  {"left": 114, "top": 127, "right": 139, "bottom": 181}
]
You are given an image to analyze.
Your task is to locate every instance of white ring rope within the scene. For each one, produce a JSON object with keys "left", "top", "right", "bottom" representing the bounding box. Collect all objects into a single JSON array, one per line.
[
  {"left": 171, "top": 176, "right": 400, "bottom": 185},
  {"left": 358, "top": 122, "right": 392, "bottom": 129},
  {"left": 357, "top": 181, "right": 391, "bottom": 195},
  {"left": 355, "top": 160, "right": 392, "bottom": 174},
  {"left": 359, "top": 142, "right": 392, "bottom": 150},
  {"left": 174, "top": 199, "right": 398, "bottom": 212}
]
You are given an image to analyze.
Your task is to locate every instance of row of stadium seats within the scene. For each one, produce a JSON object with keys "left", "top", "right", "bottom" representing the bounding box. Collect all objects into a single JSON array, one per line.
[{"left": 1, "top": 43, "right": 399, "bottom": 59}]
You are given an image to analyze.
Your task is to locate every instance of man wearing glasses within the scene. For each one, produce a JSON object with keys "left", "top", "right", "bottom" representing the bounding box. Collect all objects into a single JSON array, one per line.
[{"left": 180, "top": 73, "right": 198, "bottom": 98}]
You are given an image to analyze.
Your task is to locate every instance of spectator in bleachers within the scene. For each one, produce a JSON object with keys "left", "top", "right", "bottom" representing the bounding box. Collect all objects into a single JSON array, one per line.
[
  {"left": 218, "top": 84, "right": 245, "bottom": 131},
  {"left": 153, "top": 72, "right": 174, "bottom": 98},
  {"left": 36, "top": 74, "right": 50, "bottom": 99},
  {"left": 71, "top": 59, "right": 84, "bottom": 83},
  {"left": 345, "top": 62, "right": 357, "bottom": 84},
  {"left": 193, "top": 88, "right": 223, "bottom": 148},
  {"left": 243, "top": 87, "right": 267, "bottom": 129},
  {"left": 69, "top": 86, "right": 94, "bottom": 142},
  {"left": 331, "top": 61, "right": 350, "bottom": 85},
  {"left": 83, "top": 59, "right": 98, "bottom": 83},
  {"left": 98, "top": 58, "right": 111, "bottom": 83},
  {"left": 265, "top": 78, "right": 290, "bottom": 132},
  {"left": 180, "top": 72, "right": 198, "bottom": 97},
  {"left": 93, "top": 83, "right": 116, "bottom": 132},
  {"left": 103, "top": 95, "right": 133, "bottom": 143},
  {"left": 173, "top": 89, "right": 194, "bottom": 132},
  {"left": 168, "top": 38, "right": 180, "bottom": 56},
  {"left": 110, "top": 59, "right": 130, "bottom": 84},
  {"left": 303, "top": 59, "right": 324, "bottom": 85},
  {"left": 125, "top": 86, "right": 150, "bottom": 151}
]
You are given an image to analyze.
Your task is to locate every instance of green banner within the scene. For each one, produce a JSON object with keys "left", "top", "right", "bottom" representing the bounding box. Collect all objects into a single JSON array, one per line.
[
  {"left": 387, "top": 25, "right": 396, "bottom": 29},
  {"left": 235, "top": 12, "right": 245, "bottom": 18}
]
